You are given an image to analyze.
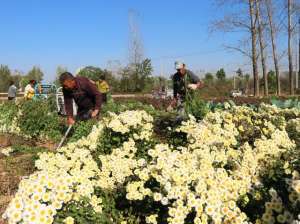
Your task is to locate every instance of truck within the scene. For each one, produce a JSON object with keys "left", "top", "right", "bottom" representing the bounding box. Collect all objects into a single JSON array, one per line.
[{"left": 56, "top": 87, "right": 77, "bottom": 116}]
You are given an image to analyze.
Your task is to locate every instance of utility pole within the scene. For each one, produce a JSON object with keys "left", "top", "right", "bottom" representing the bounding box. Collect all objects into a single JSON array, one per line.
[
  {"left": 160, "top": 58, "right": 164, "bottom": 77},
  {"left": 297, "top": 17, "right": 300, "bottom": 89},
  {"left": 233, "top": 75, "right": 236, "bottom": 89}
]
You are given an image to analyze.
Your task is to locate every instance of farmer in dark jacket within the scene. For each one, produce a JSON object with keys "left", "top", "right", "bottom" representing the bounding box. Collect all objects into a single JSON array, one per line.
[
  {"left": 59, "top": 72, "right": 103, "bottom": 125},
  {"left": 168, "top": 62, "right": 203, "bottom": 110}
]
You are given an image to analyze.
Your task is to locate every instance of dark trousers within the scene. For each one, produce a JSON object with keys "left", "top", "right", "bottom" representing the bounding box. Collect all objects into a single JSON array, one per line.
[
  {"left": 76, "top": 109, "right": 92, "bottom": 121},
  {"left": 103, "top": 94, "right": 107, "bottom": 103}
]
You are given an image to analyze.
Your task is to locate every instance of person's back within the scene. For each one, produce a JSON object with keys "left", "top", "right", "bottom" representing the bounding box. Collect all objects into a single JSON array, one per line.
[
  {"left": 8, "top": 82, "right": 17, "bottom": 100},
  {"left": 96, "top": 80, "right": 109, "bottom": 93},
  {"left": 95, "top": 79, "right": 109, "bottom": 103}
]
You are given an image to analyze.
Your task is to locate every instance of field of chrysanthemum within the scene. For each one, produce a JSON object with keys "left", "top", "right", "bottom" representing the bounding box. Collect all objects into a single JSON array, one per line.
[{"left": 0, "top": 97, "right": 300, "bottom": 224}]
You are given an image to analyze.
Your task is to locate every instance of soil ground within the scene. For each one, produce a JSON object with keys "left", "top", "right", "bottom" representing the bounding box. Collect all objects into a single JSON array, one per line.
[
  {"left": 0, "top": 153, "right": 36, "bottom": 224},
  {"left": 0, "top": 135, "right": 54, "bottom": 223}
]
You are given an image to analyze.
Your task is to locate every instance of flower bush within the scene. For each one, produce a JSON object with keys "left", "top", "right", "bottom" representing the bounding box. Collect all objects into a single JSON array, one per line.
[
  {"left": 0, "top": 100, "right": 63, "bottom": 141},
  {"left": 97, "top": 110, "right": 154, "bottom": 158},
  {"left": 1, "top": 146, "right": 14, "bottom": 156},
  {"left": 17, "top": 100, "right": 63, "bottom": 142},
  {"left": 0, "top": 101, "right": 20, "bottom": 134},
  {"left": 2, "top": 104, "right": 300, "bottom": 224}
]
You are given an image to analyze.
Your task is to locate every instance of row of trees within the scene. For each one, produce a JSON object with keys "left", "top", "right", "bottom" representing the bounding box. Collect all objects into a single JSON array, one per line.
[
  {"left": 0, "top": 65, "right": 44, "bottom": 92},
  {"left": 1, "top": 61, "right": 297, "bottom": 96},
  {"left": 0, "top": 58, "right": 163, "bottom": 94},
  {"left": 214, "top": 0, "right": 300, "bottom": 96},
  {"left": 204, "top": 68, "right": 228, "bottom": 82},
  {"left": 202, "top": 66, "right": 297, "bottom": 96},
  {"left": 54, "top": 59, "right": 166, "bottom": 93},
  {"left": 76, "top": 59, "right": 168, "bottom": 93}
]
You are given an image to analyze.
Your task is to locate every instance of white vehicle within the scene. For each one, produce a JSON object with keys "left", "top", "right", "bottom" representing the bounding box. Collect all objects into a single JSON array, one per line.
[
  {"left": 166, "top": 88, "right": 173, "bottom": 98},
  {"left": 230, "top": 89, "right": 243, "bottom": 98},
  {"left": 152, "top": 87, "right": 173, "bottom": 99},
  {"left": 56, "top": 87, "right": 77, "bottom": 116}
]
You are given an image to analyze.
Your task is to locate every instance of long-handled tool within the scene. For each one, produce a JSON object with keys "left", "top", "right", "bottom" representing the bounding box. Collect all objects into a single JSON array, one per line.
[{"left": 55, "top": 125, "right": 73, "bottom": 150}]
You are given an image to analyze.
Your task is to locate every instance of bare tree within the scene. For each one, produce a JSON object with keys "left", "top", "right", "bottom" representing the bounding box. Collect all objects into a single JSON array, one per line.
[
  {"left": 212, "top": 0, "right": 260, "bottom": 96},
  {"left": 128, "top": 9, "right": 144, "bottom": 91},
  {"left": 128, "top": 9, "right": 144, "bottom": 66},
  {"left": 288, "top": 0, "right": 294, "bottom": 95},
  {"left": 249, "top": 0, "right": 260, "bottom": 96},
  {"left": 264, "top": 0, "right": 281, "bottom": 95},
  {"left": 255, "top": 0, "right": 268, "bottom": 96}
]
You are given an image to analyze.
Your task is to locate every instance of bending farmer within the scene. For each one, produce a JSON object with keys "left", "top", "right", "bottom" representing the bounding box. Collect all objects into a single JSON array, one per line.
[
  {"left": 60, "top": 72, "right": 103, "bottom": 125},
  {"left": 170, "top": 61, "right": 203, "bottom": 109}
]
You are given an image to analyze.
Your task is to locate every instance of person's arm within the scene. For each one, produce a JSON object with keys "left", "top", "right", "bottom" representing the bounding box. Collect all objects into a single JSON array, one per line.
[
  {"left": 13, "top": 86, "right": 17, "bottom": 96},
  {"left": 188, "top": 70, "right": 200, "bottom": 83},
  {"left": 24, "top": 85, "right": 29, "bottom": 97},
  {"left": 83, "top": 78, "right": 103, "bottom": 116},
  {"left": 187, "top": 70, "right": 204, "bottom": 89}
]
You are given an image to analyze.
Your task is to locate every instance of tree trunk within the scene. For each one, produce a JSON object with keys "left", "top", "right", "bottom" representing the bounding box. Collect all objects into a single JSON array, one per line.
[
  {"left": 249, "top": 0, "right": 259, "bottom": 96},
  {"left": 288, "top": 0, "right": 294, "bottom": 95},
  {"left": 255, "top": 0, "right": 268, "bottom": 96},
  {"left": 265, "top": 0, "right": 280, "bottom": 95}
]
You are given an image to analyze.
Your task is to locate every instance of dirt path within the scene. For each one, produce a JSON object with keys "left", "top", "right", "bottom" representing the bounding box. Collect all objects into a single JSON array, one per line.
[
  {"left": 0, "top": 153, "right": 36, "bottom": 223},
  {"left": 0, "top": 134, "right": 56, "bottom": 223}
]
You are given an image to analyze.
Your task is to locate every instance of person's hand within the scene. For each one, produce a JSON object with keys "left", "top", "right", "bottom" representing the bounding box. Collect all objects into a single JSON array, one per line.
[
  {"left": 197, "top": 81, "right": 204, "bottom": 89},
  {"left": 167, "top": 98, "right": 177, "bottom": 111},
  {"left": 91, "top": 109, "right": 99, "bottom": 118},
  {"left": 188, "top": 84, "right": 198, "bottom": 90},
  {"left": 67, "top": 116, "right": 75, "bottom": 125},
  {"left": 167, "top": 105, "right": 173, "bottom": 112},
  {"left": 171, "top": 98, "right": 177, "bottom": 107}
]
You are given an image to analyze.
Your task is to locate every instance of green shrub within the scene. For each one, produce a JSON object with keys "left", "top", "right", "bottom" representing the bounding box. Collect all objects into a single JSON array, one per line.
[
  {"left": 0, "top": 101, "right": 19, "bottom": 133},
  {"left": 69, "top": 119, "right": 97, "bottom": 142},
  {"left": 271, "top": 97, "right": 300, "bottom": 109},
  {"left": 153, "top": 114, "right": 188, "bottom": 147},
  {"left": 17, "top": 100, "right": 63, "bottom": 142},
  {"left": 184, "top": 92, "right": 210, "bottom": 120}
]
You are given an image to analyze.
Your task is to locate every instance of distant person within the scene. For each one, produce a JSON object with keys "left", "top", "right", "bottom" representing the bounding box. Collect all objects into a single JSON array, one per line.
[
  {"left": 24, "top": 80, "right": 36, "bottom": 100},
  {"left": 168, "top": 62, "right": 204, "bottom": 110},
  {"left": 32, "top": 82, "right": 45, "bottom": 100},
  {"left": 7, "top": 81, "right": 17, "bottom": 101},
  {"left": 59, "top": 72, "right": 103, "bottom": 125},
  {"left": 95, "top": 75, "right": 110, "bottom": 103},
  {"left": 36, "top": 82, "right": 43, "bottom": 94}
]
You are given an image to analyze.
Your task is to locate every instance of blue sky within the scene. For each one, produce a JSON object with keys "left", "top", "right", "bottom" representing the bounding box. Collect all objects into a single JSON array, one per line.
[{"left": 0, "top": 0, "right": 257, "bottom": 82}]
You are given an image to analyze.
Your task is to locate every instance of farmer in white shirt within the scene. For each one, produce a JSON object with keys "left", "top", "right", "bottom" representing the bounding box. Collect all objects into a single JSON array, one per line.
[{"left": 7, "top": 81, "right": 17, "bottom": 101}]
